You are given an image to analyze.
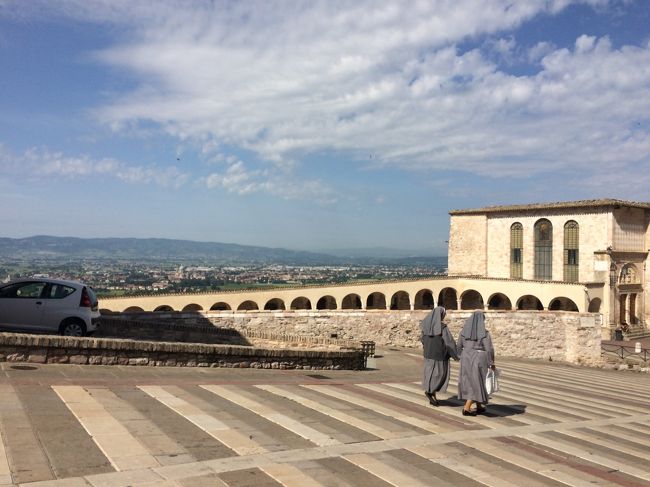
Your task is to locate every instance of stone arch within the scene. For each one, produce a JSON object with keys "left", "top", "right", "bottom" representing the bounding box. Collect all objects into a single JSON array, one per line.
[
  {"left": 438, "top": 288, "right": 458, "bottom": 310},
  {"left": 460, "top": 290, "right": 484, "bottom": 310},
  {"left": 487, "top": 293, "right": 512, "bottom": 310},
  {"left": 517, "top": 295, "right": 543, "bottom": 310},
  {"left": 290, "top": 297, "right": 312, "bottom": 310},
  {"left": 341, "top": 293, "right": 362, "bottom": 309},
  {"left": 390, "top": 291, "right": 410, "bottom": 310},
  {"left": 366, "top": 292, "right": 386, "bottom": 310},
  {"left": 124, "top": 306, "right": 144, "bottom": 313},
  {"left": 264, "top": 298, "right": 286, "bottom": 310},
  {"left": 549, "top": 297, "right": 579, "bottom": 312},
  {"left": 210, "top": 302, "right": 231, "bottom": 311},
  {"left": 317, "top": 295, "right": 337, "bottom": 310},
  {"left": 182, "top": 303, "right": 203, "bottom": 312},
  {"left": 414, "top": 289, "right": 435, "bottom": 310},
  {"left": 237, "top": 300, "right": 259, "bottom": 311},
  {"left": 619, "top": 263, "right": 639, "bottom": 284},
  {"left": 588, "top": 298, "right": 602, "bottom": 313},
  {"left": 154, "top": 305, "right": 174, "bottom": 312}
]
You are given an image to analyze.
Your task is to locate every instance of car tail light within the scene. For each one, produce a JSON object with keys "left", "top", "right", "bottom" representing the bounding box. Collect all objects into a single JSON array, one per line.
[{"left": 80, "top": 287, "right": 92, "bottom": 308}]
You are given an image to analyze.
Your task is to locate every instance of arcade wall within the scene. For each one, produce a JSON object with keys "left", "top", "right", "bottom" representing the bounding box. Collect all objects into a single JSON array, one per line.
[{"left": 120, "top": 309, "right": 602, "bottom": 366}]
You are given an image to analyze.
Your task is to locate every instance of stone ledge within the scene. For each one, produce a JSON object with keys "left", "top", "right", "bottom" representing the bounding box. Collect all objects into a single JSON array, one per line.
[{"left": 0, "top": 333, "right": 364, "bottom": 370}]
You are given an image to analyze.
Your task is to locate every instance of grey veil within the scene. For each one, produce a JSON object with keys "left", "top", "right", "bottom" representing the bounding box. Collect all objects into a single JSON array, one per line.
[
  {"left": 460, "top": 310, "right": 487, "bottom": 341},
  {"left": 421, "top": 306, "right": 446, "bottom": 336}
]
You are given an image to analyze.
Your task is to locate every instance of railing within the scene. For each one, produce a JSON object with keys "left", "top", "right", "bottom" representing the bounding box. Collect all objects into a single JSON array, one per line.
[
  {"left": 360, "top": 340, "right": 376, "bottom": 358},
  {"left": 601, "top": 343, "right": 650, "bottom": 363}
]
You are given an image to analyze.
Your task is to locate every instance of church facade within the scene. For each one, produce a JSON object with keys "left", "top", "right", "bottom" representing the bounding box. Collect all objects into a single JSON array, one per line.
[{"left": 448, "top": 199, "right": 650, "bottom": 333}]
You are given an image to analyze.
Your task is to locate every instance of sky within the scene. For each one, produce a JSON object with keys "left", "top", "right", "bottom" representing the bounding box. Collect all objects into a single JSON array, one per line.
[{"left": 1, "top": 0, "right": 649, "bottom": 255}]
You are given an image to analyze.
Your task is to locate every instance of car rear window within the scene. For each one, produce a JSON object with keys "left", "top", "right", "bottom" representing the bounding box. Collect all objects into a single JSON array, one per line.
[{"left": 47, "top": 284, "right": 76, "bottom": 299}]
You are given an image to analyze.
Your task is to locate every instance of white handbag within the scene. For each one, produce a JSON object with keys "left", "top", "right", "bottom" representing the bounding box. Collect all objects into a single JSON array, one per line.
[{"left": 485, "top": 368, "right": 500, "bottom": 395}]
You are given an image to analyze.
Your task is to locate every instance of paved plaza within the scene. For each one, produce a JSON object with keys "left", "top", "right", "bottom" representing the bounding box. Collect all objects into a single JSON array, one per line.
[{"left": 1, "top": 349, "right": 650, "bottom": 487}]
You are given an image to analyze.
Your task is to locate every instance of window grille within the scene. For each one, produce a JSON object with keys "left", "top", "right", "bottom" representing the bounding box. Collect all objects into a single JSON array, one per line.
[
  {"left": 563, "top": 220, "right": 579, "bottom": 282},
  {"left": 510, "top": 222, "right": 523, "bottom": 279},
  {"left": 534, "top": 219, "right": 552, "bottom": 280}
]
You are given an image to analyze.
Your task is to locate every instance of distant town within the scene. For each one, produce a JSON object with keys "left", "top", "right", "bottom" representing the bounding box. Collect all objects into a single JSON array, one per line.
[{"left": 0, "top": 258, "right": 447, "bottom": 297}]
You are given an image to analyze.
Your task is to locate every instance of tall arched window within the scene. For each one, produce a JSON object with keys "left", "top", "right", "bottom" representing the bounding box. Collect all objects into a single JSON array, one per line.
[
  {"left": 563, "top": 220, "right": 579, "bottom": 282},
  {"left": 510, "top": 222, "right": 523, "bottom": 279},
  {"left": 534, "top": 219, "right": 553, "bottom": 280}
]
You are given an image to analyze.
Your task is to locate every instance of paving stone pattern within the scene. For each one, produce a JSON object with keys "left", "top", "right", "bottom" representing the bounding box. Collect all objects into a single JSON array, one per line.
[{"left": 1, "top": 350, "right": 650, "bottom": 486}]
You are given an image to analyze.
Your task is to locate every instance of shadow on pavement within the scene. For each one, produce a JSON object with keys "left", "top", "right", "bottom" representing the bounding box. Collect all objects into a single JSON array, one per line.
[{"left": 440, "top": 396, "right": 528, "bottom": 417}]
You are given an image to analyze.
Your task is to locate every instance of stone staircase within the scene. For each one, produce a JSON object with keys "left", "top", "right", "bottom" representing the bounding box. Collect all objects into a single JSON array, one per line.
[{"left": 623, "top": 324, "right": 650, "bottom": 340}]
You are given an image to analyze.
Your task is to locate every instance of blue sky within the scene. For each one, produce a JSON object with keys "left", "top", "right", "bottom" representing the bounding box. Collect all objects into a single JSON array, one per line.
[{"left": 1, "top": 1, "right": 649, "bottom": 255}]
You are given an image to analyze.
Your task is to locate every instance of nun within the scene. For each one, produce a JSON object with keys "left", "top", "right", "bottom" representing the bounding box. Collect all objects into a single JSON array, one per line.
[
  {"left": 457, "top": 310, "right": 495, "bottom": 416},
  {"left": 421, "top": 306, "right": 458, "bottom": 406}
]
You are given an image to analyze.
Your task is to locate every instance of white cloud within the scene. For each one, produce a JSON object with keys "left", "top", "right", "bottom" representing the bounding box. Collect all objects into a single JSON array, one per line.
[
  {"left": 4, "top": 0, "right": 648, "bottom": 187},
  {"left": 528, "top": 41, "right": 556, "bottom": 63},
  {"left": 0, "top": 145, "right": 189, "bottom": 188},
  {"left": 201, "top": 158, "right": 336, "bottom": 204}
]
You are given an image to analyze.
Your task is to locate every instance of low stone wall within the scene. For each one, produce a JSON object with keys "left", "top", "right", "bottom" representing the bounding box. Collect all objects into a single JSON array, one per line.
[
  {"left": 0, "top": 333, "right": 364, "bottom": 370},
  {"left": 117, "top": 309, "right": 602, "bottom": 366},
  {"left": 96, "top": 317, "right": 252, "bottom": 345},
  {"left": 97, "top": 317, "right": 361, "bottom": 351}
]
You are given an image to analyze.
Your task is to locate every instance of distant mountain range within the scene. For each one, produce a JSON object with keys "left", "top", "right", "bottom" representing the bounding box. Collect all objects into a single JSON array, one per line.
[{"left": 0, "top": 236, "right": 447, "bottom": 266}]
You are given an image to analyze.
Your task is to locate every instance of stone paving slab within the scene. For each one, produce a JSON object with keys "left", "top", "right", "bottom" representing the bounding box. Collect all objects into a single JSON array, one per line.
[{"left": 1, "top": 348, "right": 650, "bottom": 486}]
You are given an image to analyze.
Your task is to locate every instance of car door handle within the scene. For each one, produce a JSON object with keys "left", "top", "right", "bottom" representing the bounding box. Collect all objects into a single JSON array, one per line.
[{"left": 35, "top": 301, "right": 43, "bottom": 305}]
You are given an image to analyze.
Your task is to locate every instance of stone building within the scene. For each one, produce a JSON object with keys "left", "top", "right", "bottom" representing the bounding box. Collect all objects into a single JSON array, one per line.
[{"left": 448, "top": 199, "right": 650, "bottom": 333}]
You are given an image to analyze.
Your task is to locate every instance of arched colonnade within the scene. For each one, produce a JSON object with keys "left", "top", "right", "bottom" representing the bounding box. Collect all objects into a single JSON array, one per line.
[{"left": 117, "top": 286, "right": 585, "bottom": 314}]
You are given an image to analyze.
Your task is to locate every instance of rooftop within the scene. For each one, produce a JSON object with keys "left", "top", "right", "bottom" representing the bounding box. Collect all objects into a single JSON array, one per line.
[{"left": 449, "top": 198, "right": 650, "bottom": 215}]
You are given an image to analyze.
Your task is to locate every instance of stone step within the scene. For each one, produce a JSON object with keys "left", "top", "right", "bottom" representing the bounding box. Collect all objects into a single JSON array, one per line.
[
  {"left": 623, "top": 331, "right": 650, "bottom": 340},
  {"left": 3, "top": 358, "right": 650, "bottom": 486}
]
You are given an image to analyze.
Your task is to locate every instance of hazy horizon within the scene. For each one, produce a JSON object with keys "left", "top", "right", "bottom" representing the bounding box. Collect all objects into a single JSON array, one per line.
[{"left": 0, "top": 234, "right": 446, "bottom": 258}]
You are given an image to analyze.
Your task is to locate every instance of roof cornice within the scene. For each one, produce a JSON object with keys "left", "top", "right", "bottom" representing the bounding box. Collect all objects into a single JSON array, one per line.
[{"left": 449, "top": 199, "right": 650, "bottom": 216}]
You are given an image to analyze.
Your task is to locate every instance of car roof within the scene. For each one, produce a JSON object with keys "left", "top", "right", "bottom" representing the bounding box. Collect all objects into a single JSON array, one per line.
[{"left": 1, "top": 277, "right": 85, "bottom": 288}]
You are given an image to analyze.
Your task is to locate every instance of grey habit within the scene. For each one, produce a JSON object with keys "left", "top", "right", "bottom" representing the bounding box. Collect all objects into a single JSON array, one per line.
[
  {"left": 421, "top": 306, "right": 458, "bottom": 394},
  {"left": 457, "top": 310, "right": 495, "bottom": 403}
]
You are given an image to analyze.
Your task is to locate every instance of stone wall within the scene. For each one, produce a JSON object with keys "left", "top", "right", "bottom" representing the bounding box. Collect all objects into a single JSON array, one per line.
[
  {"left": 97, "top": 316, "right": 361, "bottom": 351},
  {"left": 452, "top": 209, "right": 610, "bottom": 282},
  {"left": 0, "top": 333, "right": 365, "bottom": 370},
  {"left": 120, "top": 309, "right": 602, "bottom": 366},
  {"left": 484, "top": 211, "right": 609, "bottom": 281},
  {"left": 96, "top": 317, "right": 252, "bottom": 345},
  {"left": 448, "top": 214, "right": 487, "bottom": 276}
]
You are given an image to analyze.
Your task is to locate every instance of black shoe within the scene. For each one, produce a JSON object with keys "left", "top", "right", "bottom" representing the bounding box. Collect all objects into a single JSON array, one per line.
[
  {"left": 462, "top": 408, "right": 476, "bottom": 416},
  {"left": 425, "top": 392, "right": 438, "bottom": 406},
  {"left": 476, "top": 406, "right": 486, "bottom": 415}
]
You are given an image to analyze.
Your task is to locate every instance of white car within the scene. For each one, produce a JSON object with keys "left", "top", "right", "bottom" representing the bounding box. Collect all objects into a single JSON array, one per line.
[{"left": 0, "top": 278, "right": 101, "bottom": 336}]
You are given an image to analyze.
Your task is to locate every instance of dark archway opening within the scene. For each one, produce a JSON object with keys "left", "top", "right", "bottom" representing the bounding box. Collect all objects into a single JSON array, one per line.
[
  {"left": 487, "top": 293, "right": 512, "bottom": 310},
  {"left": 366, "top": 292, "right": 386, "bottom": 310},
  {"left": 390, "top": 291, "right": 410, "bottom": 310},
  {"left": 341, "top": 294, "right": 362, "bottom": 309},
  {"left": 414, "top": 289, "right": 435, "bottom": 310},
  {"left": 438, "top": 288, "right": 458, "bottom": 310},
  {"left": 461, "top": 290, "right": 484, "bottom": 310},
  {"left": 317, "top": 295, "right": 337, "bottom": 310}
]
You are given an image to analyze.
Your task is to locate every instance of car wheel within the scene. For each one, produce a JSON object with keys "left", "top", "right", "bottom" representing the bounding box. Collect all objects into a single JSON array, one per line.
[{"left": 60, "top": 320, "right": 87, "bottom": 337}]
